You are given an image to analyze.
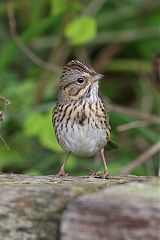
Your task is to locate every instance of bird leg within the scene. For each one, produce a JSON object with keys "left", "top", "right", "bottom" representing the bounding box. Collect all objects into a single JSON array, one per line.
[
  {"left": 100, "top": 148, "right": 110, "bottom": 178},
  {"left": 86, "top": 149, "right": 110, "bottom": 178},
  {"left": 57, "top": 152, "right": 71, "bottom": 177}
]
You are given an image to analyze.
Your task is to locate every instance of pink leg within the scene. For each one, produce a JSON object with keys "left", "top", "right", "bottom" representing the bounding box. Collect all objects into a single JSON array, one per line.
[
  {"left": 58, "top": 152, "right": 71, "bottom": 177},
  {"left": 100, "top": 148, "right": 110, "bottom": 178}
]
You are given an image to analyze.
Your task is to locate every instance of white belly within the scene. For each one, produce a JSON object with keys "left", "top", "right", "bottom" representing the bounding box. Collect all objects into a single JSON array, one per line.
[{"left": 58, "top": 121, "right": 107, "bottom": 156}]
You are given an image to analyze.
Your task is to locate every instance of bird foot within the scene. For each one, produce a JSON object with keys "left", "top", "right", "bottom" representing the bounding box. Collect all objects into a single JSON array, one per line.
[
  {"left": 85, "top": 168, "right": 110, "bottom": 179},
  {"left": 93, "top": 170, "right": 110, "bottom": 179},
  {"left": 57, "top": 168, "right": 69, "bottom": 177},
  {"left": 102, "top": 171, "right": 110, "bottom": 179}
]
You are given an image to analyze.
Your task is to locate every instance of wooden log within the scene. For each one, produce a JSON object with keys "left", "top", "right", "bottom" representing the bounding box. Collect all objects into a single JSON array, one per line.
[
  {"left": 61, "top": 179, "right": 159, "bottom": 240},
  {"left": 0, "top": 174, "right": 158, "bottom": 240}
]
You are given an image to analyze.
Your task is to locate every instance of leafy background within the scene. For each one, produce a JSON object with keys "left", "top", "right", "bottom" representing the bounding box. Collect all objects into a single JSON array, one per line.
[{"left": 0, "top": 0, "right": 160, "bottom": 176}]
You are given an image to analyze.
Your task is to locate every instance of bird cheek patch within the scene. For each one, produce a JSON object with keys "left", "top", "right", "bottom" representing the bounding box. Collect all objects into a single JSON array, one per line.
[{"left": 71, "top": 84, "right": 89, "bottom": 100}]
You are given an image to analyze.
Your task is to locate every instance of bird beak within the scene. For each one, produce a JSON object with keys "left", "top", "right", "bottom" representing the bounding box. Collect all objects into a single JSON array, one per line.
[{"left": 92, "top": 73, "right": 104, "bottom": 82}]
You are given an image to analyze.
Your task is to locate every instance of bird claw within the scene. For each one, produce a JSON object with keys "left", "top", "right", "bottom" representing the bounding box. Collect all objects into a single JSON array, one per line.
[
  {"left": 93, "top": 170, "right": 110, "bottom": 179},
  {"left": 102, "top": 171, "right": 110, "bottom": 179},
  {"left": 85, "top": 168, "right": 110, "bottom": 179},
  {"left": 93, "top": 171, "right": 103, "bottom": 178},
  {"left": 57, "top": 169, "right": 69, "bottom": 177}
]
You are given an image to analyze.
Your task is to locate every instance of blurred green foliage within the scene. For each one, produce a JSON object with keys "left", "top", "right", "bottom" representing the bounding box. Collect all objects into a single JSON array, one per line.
[
  {"left": 0, "top": 0, "right": 160, "bottom": 176},
  {"left": 64, "top": 16, "right": 96, "bottom": 45}
]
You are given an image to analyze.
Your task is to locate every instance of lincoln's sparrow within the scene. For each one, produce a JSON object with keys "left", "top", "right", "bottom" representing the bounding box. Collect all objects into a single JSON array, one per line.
[{"left": 53, "top": 60, "right": 113, "bottom": 178}]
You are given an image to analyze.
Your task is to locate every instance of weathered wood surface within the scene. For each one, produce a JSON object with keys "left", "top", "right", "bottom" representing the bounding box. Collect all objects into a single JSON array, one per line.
[
  {"left": 0, "top": 173, "right": 159, "bottom": 240},
  {"left": 61, "top": 179, "right": 159, "bottom": 240}
]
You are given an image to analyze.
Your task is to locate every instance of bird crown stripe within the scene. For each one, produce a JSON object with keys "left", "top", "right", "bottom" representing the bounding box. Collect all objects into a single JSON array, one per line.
[{"left": 63, "top": 60, "right": 96, "bottom": 75}]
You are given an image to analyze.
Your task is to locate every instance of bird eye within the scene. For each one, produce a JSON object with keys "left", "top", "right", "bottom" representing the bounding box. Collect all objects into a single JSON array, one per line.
[{"left": 77, "top": 77, "right": 85, "bottom": 84}]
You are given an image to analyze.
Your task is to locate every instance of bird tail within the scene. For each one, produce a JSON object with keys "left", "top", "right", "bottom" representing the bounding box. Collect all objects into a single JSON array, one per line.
[{"left": 105, "top": 140, "right": 118, "bottom": 151}]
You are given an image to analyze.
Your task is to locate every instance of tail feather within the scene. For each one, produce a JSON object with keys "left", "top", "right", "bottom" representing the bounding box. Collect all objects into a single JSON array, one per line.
[{"left": 105, "top": 140, "right": 118, "bottom": 151}]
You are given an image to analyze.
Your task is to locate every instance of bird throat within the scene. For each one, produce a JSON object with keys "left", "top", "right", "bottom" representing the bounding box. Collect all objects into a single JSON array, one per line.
[{"left": 84, "top": 81, "right": 99, "bottom": 104}]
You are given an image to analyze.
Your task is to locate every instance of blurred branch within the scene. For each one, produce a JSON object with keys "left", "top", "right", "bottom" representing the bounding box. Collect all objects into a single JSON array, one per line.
[
  {"left": 97, "top": 1, "right": 158, "bottom": 30},
  {"left": 106, "top": 59, "right": 151, "bottom": 73},
  {"left": 94, "top": 43, "right": 122, "bottom": 72},
  {"left": 152, "top": 53, "right": 160, "bottom": 92},
  {"left": 119, "top": 141, "right": 160, "bottom": 174},
  {"left": 97, "top": 5, "right": 137, "bottom": 29},
  {"left": 93, "top": 27, "right": 160, "bottom": 44},
  {"left": 7, "top": 1, "right": 61, "bottom": 74},
  {"left": 105, "top": 98, "right": 160, "bottom": 125},
  {"left": 117, "top": 120, "right": 151, "bottom": 132},
  {"left": 83, "top": 0, "right": 106, "bottom": 16},
  {"left": 140, "top": 0, "right": 159, "bottom": 13}
]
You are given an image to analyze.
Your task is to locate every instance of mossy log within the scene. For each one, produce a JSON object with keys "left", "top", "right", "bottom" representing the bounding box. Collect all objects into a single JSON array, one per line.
[{"left": 0, "top": 174, "right": 159, "bottom": 240}]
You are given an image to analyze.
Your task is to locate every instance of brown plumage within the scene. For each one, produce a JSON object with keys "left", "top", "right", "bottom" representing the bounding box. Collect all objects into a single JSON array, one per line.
[{"left": 53, "top": 60, "right": 112, "bottom": 178}]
